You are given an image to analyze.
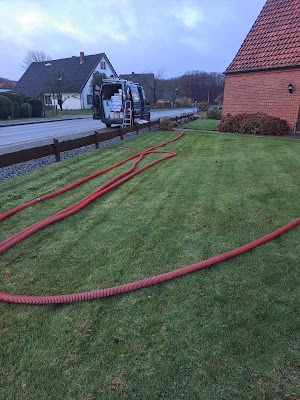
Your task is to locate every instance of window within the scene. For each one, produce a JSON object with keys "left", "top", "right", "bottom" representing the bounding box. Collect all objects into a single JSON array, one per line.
[
  {"left": 87, "top": 95, "right": 93, "bottom": 105},
  {"left": 44, "top": 95, "right": 51, "bottom": 105},
  {"left": 100, "top": 61, "right": 106, "bottom": 70}
]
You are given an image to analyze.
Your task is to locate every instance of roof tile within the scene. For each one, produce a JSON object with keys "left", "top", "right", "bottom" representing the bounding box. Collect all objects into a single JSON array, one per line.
[{"left": 226, "top": 0, "right": 300, "bottom": 73}]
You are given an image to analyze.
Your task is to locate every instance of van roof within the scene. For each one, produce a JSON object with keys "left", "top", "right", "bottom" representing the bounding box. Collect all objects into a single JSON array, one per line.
[{"left": 102, "top": 78, "right": 140, "bottom": 86}]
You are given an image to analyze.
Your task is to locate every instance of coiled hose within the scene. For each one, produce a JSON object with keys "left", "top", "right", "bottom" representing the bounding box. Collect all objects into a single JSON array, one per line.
[{"left": 0, "top": 130, "right": 299, "bottom": 304}]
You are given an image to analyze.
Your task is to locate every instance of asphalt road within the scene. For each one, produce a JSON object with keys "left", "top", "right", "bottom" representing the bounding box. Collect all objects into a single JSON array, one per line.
[{"left": 0, "top": 108, "right": 194, "bottom": 154}]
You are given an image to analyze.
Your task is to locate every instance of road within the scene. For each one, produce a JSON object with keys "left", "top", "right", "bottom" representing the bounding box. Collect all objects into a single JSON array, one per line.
[{"left": 0, "top": 108, "right": 193, "bottom": 154}]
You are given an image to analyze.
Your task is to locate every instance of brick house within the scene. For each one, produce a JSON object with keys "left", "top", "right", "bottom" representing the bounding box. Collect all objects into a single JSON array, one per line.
[{"left": 223, "top": 0, "right": 300, "bottom": 131}]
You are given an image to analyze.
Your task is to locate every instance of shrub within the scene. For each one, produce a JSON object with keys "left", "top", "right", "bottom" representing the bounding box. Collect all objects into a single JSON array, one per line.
[
  {"left": 1, "top": 92, "right": 24, "bottom": 105},
  {"left": 0, "top": 95, "right": 14, "bottom": 119},
  {"left": 154, "top": 101, "right": 172, "bottom": 109},
  {"left": 23, "top": 96, "right": 32, "bottom": 103},
  {"left": 1, "top": 92, "right": 15, "bottom": 103},
  {"left": 175, "top": 97, "right": 193, "bottom": 108},
  {"left": 218, "top": 113, "right": 236, "bottom": 132},
  {"left": 13, "top": 93, "right": 24, "bottom": 105},
  {"left": 28, "top": 98, "right": 43, "bottom": 117},
  {"left": 206, "top": 109, "right": 222, "bottom": 120},
  {"left": 13, "top": 101, "right": 20, "bottom": 118},
  {"left": 198, "top": 101, "right": 209, "bottom": 111},
  {"left": 20, "top": 103, "right": 32, "bottom": 118},
  {"left": 159, "top": 118, "right": 175, "bottom": 131},
  {"left": 218, "top": 112, "right": 289, "bottom": 136}
]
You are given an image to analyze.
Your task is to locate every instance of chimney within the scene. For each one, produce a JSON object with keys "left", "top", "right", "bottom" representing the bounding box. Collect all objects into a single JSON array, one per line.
[{"left": 80, "top": 52, "right": 84, "bottom": 64}]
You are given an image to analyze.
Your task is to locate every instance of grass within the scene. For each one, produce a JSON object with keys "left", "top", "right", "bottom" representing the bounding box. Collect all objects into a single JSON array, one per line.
[
  {"left": 44, "top": 108, "right": 92, "bottom": 118},
  {"left": 1, "top": 130, "right": 300, "bottom": 399},
  {"left": 182, "top": 118, "right": 219, "bottom": 131}
]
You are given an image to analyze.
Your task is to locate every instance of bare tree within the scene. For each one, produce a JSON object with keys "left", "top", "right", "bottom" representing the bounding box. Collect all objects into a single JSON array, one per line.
[
  {"left": 21, "top": 50, "right": 52, "bottom": 71},
  {"left": 142, "top": 67, "right": 165, "bottom": 105},
  {"left": 46, "top": 68, "right": 76, "bottom": 111}
]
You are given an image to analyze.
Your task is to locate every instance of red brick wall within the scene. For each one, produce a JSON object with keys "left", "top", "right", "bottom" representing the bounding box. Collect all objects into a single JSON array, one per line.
[{"left": 223, "top": 68, "right": 300, "bottom": 130}]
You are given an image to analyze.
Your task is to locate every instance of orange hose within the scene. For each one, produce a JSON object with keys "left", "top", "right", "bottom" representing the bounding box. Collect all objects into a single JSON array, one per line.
[{"left": 0, "top": 130, "right": 299, "bottom": 304}]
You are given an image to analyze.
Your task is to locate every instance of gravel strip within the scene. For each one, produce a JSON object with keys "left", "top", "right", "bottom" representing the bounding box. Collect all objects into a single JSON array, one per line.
[{"left": 0, "top": 127, "right": 155, "bottom": 182}]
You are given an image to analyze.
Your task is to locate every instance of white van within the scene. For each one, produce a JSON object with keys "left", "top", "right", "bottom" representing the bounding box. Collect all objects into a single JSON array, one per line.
[{"left": 93, "top": 78, "right": 150, "bottom": 127}]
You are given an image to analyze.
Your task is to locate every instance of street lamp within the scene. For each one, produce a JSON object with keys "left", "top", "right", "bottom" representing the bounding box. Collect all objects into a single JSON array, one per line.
[{"left": 175, "top": 88, "right": 178, "bottom": 107}]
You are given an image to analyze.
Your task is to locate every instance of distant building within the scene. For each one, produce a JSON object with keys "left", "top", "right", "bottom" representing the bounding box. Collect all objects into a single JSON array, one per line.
[
  {"left": 223, "top": 0, "right": 300, "bottom": 131},
  {"left": 119, "top": 73, "right": 155, "bottom": 103},
  {"left": 14, "top": 52, "right": 118, "bottom": 109}
]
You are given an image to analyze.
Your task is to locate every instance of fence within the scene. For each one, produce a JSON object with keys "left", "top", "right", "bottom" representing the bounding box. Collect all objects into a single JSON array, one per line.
[{"left": 0, "top": 114, "right": 193, "bottom": 168}]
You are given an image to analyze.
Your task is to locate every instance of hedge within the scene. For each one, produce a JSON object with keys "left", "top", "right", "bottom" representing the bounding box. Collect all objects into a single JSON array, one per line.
[
  {"left": 0, "top": 95, "right": 13, "bottom": 119},
  {"left": 218, "top": 113, "right": 290, "bottom": 136},
  {"left": 20, "top": 103, "right": 33, "bottom": 118},
  {"left": 28, "top": 98, "right": 43, "bottom": 117}
]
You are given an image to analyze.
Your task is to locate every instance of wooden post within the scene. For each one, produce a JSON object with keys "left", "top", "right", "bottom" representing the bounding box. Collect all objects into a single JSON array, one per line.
[
  {"left": 118, "top": 126, "right": 123, "bottom": 140},
  {"left": 94, "top": 131, "right": 99, "bottom": 149},
  {"left": 135, "top": 123, "right": 139, "bottom": 135},
  {"left": 53, "top": 139, "right": 60, "bottom": 162}
]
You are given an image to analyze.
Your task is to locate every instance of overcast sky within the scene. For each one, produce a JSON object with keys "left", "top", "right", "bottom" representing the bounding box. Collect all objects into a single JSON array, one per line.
[{"left": 0, "top": 0, "right": 266, "bottom": 81}]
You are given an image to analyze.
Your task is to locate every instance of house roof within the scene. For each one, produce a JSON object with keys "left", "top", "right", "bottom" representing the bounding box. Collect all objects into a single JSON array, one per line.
[
  {"left": 14, "top": 53, "right": 117, "bottom": 97},
  {"left": 226, "top": 0, "right": 300, "bottom": 74},
  {"left": 119, "top": 73, "right": 154, "bottom": 87}
]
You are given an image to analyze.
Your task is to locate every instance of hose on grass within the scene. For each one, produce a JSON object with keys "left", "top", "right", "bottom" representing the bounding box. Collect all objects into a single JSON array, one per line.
[{"left": 0, "top": 130, "right": 299, "bottom": 304}]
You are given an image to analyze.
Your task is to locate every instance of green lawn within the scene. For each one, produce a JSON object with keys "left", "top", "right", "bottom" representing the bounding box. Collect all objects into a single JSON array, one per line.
[
  {"left": 182, "top": 118, "right": 219, "bottom": 131},
  {"left": 1, "top": 130, "right": 299, "bottom": 399},
  {"left": 44, "top": 108, "right": 92, "bottom": 118}
]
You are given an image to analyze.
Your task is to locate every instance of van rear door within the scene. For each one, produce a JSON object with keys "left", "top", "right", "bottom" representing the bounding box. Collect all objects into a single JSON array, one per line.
[
  {"left": 92, "top": 85, "right": 101, "bottom": 119},
  {"left": 129, "top": 84, "right": 141, "bottom": 118}
]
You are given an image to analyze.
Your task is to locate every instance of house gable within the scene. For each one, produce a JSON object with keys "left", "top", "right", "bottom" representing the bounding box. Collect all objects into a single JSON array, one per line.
[{"left": 223, "top": 0, "right": 300, "bottom": 130}]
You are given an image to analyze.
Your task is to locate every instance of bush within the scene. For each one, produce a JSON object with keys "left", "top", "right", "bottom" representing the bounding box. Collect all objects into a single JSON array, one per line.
[
  {"left": 1, "top": 92, "right": 24, "bottom": 105},
  {"left": 218, "top": 113, "right": 289, "bottom": 136},
  {"left": 28, "top": 98, "right": 43, "bottom": 117},
  {"left": 159, "top": 118, "right": 175, "bottom": 131},
  {"left": 20, "top": 103, "right": 32, "bottom": 118},
  {"left": 206, "top": 109, "right": 222, "bottom": 120},
  {"left": 13, "top": 102, "right": 20, "bottom": 118},
  {"left": 0, "top": 95, "right": 13, "bottom": 119},
  {"left": 175, "top": 97, "right": 193, "bottom": 108},
  {"left": 13, "top": 93, "right": 24, "bottom": 106},
  {"left": 198, "top": 101, "right": 209, "bottom": 111},
  {"left": 154, "top": 101, "right": 172, "bottom": 109}
]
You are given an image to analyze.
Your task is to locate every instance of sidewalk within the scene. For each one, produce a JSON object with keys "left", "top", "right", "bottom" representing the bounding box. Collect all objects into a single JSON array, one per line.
[{"left": 0, "top": 114, "right": 91, "bottom": 128}]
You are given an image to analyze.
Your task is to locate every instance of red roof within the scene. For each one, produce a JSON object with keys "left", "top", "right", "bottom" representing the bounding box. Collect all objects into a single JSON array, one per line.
[{"left": 226, "top": 0, "right": 300, "bottom": 74}]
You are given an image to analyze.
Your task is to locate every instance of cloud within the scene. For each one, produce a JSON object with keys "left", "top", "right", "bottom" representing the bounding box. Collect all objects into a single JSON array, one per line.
[
  {"left": 171, "top": 4, "right": 204, "bottom": 29},
  {"left": 0, "top": 0, "right": 267, "bottom": 80}
]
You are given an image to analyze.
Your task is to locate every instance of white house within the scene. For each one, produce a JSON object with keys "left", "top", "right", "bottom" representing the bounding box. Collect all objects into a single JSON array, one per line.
[{"left": 14, "top": 52, "right": 118, "bottom": 110}]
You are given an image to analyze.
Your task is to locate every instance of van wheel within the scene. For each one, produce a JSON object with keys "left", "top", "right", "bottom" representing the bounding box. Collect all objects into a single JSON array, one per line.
[{"left": 106, "top": 123, "right": 111, "bottom": 128}]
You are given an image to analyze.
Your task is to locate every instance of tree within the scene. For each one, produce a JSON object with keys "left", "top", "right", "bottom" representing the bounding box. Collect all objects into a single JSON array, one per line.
[
  {"left": 0, "top": 77, "right": 17, "bottom": 89},
  {"left": 21, "top": 50, "right": 52, "bottom": 71},
  {"left": 89, "top": 72, "right": 107, "bottom": 94},
  {"left": 46, "top": 68, "right": 76, "bottom": 111},
  {"left": 142, "top": 68, "right": 165, "bottom": 105}
]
